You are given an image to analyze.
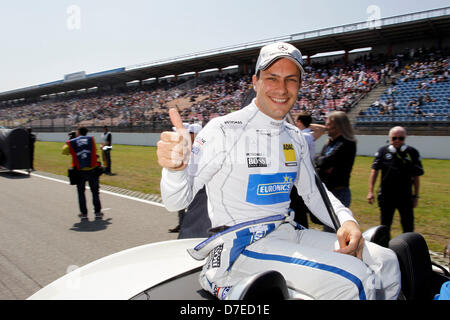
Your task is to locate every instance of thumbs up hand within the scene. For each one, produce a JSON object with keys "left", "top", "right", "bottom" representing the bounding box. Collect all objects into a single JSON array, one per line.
[{"left": 157, "top": 108, "right": 192, "bottom": 170}]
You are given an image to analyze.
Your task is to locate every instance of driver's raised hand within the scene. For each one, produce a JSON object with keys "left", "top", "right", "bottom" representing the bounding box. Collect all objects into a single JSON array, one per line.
[{"left": 157, "top": 108, "right": 192, "bottom": 170}]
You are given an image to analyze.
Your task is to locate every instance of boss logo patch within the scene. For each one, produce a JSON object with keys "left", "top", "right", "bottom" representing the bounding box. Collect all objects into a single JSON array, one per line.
[{"left": 212, "top": 244, "right": 223, "bottom": 268}]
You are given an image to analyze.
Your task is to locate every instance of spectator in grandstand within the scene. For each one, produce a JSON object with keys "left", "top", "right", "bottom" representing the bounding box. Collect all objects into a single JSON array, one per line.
[
  {"left": 367, "top": 126, "right": 424, "bottom": 236},
  {"left": 62, "top": 127, "right": 103, "bottom": 221},
  {"left": 391, "top": 75, "right": 397, "bottom": 86},
  {"left": 407, "top": 97, "right": 418, "bottom": 108},
  {"left": 380, "top": 64, "right": 390, "bottom": 85},
  {"left": 386, "top": 100, "right": 396, "bottom": 114},
  {"left": 314, "top": 111, "right": 357, "bottom": 232},
  {"left": 414, "top": 107, "right": 424, "bottom": 116},
  {"left": 393, "top": 58, "right": 400, "bottom": 73},
  {"left": 423, "top": 92, "right": 436, "bottom": 103},
  {"left": 438, "top": 74, "right": 448, "bottom": 82},
  {"left": 417, "top": 94, "right": 424, "bottom": 106},
  {"left": 100, "top": 126, "right": 113, "bottom": 175},
  {"left": 371, "top": 99, "right": 381, "bottom": 108}
]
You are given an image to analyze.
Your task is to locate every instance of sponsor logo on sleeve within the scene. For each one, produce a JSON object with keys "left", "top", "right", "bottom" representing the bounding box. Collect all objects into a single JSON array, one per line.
[{"left": 194, "top": 137, "right": 206, "bottom": 146}]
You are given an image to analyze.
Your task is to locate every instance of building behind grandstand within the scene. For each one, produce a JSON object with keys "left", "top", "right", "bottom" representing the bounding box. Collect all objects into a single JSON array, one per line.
[{"left": 0, "top": 7, "right": 449, "bottom": 136}]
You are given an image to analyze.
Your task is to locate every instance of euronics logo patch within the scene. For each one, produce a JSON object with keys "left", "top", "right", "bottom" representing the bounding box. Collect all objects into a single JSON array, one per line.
[
  {"left": 257, "top": 175, "right": 293, "bottom": 195},
  {"left": 246, "top": 172, "right": 297, "bottom": 205}
]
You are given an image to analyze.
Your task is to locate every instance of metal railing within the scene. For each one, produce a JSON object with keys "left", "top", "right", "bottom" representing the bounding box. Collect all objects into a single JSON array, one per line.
[{"left": 0, "top": 117, "right": 173, "bottom": 133}]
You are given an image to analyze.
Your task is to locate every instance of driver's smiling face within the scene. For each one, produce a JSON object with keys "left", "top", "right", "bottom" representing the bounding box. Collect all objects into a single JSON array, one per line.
[{"left": 252, "top": 58, "right": 301, "bottom": 120}]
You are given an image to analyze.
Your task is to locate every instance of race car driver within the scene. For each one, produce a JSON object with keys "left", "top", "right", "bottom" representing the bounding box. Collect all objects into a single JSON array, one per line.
[{"left": 157, "top": 42, "right": 401, "bottom": 300}]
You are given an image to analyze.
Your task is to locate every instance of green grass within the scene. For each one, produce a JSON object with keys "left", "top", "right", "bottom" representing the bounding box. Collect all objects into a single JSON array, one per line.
[
  {"left": 34, "top": 141, "right": 449, "bottom": 252},
  {"left": 35, "top": 141, "right": 162, "bottom": 194}
]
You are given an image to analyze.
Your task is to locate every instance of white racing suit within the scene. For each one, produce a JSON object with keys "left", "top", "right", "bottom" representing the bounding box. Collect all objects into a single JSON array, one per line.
[{"left": 161, "top": 100, "right": 401, "bottom": 300}]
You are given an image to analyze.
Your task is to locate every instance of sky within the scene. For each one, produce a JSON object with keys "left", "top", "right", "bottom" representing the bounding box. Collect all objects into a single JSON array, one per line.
[{"left": 1, "top": 0, "right": 449, "bottom": 93}]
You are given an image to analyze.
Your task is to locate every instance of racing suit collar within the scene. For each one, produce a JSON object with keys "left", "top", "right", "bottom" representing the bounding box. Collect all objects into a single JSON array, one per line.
[{"left": 250, "top": 98, "right": 286, "bottom": 130}]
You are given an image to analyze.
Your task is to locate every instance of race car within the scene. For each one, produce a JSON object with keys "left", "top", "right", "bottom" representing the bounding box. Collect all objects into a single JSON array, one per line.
[{"left": 28, "top": 227, "right": 449, "bottom": 300}]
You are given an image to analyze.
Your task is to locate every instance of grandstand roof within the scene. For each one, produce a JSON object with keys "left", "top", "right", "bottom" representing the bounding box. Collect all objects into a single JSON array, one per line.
[{"left": 1, "top": 7, "right": 450, "bottom": 103}]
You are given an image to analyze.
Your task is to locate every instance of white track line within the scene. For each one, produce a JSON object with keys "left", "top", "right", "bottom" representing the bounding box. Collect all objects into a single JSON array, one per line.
[{"left": 15, "top": 170, "right": 166, "bottom": 208}]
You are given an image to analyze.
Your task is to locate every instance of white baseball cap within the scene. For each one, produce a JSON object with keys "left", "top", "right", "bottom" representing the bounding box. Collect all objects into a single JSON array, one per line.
[
  {"left": 172, "top": 122, "right": 190, "bottom": 132},
  {"left": 255, "top": 42, "right": 305, "bottom": 77},
  {"left": 188, "top": 123, "right": 202, "bottom": 134}
]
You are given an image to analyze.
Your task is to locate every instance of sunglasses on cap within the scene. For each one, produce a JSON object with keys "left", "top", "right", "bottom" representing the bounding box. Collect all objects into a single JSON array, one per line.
[{"left": 392, "top": 136, "right": 405, "bottom": 141}]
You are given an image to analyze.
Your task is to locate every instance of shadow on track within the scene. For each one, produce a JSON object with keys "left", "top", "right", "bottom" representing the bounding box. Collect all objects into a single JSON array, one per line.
[
  {"left": 70, "top": 217, "right": 113, "bottom": 232},
  {"left": 0, "top": 170, "right": 30, "bottom": 179}
]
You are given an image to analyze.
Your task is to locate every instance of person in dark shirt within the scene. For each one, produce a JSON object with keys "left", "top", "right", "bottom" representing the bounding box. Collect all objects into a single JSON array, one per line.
[
  {"left": 100, "top": 126, "right": 113, "bottom": 175},
  {"left": 177, "top": 186, "right": 211, "bottom": 239},
  {"left": 289, "top": 113, "right": 325, "bottom": 228},
  {"left": 367, "top": 126, "right": 424, "bottom": 235},
  {"left": 314, "top": 111, "right": 356, "bottom": 231},
  {"left": 63, "top": 127, "right": 103, "bottom": 221},
  {"left": 168, "top": 122, "right": 204, "bottom": 234},
  {"left": 315, "top": 111, "right": 356, "bottom": 207},
  {"left": 27, "top": 128, "right": 36, "bottom": 171}
]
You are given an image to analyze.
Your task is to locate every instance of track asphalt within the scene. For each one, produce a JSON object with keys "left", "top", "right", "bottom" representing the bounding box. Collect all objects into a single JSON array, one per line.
[{"left": 0, "top": 170, "right": 178, "bottom": 300}]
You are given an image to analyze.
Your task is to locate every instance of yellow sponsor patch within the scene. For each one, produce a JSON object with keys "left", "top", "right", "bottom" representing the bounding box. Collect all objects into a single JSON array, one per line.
[{"left": 283, "top": 144, "right": 296, "bottom": 162}]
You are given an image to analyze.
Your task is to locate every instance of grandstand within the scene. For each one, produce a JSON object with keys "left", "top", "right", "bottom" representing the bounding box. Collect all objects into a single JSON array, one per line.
[
  {"left": 0, "top": 7, "right": 449, "bottom": 136},
  {"left": 355, "top": 53, "right": 449, "bottom": 134},
  {"left": 356, "top": 78, "right": 448, "bottom": 124}
]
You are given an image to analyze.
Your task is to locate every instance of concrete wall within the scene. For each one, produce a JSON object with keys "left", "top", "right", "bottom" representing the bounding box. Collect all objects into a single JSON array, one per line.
[
  {"left": 315, "top": 135, "right": 450, "bottom": 159},
  {"left": 37, "top": 132, "right": 450, "bottom": 159},
  {"left": 37, "top": 132, "right": 161, "bottom": 147}
]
